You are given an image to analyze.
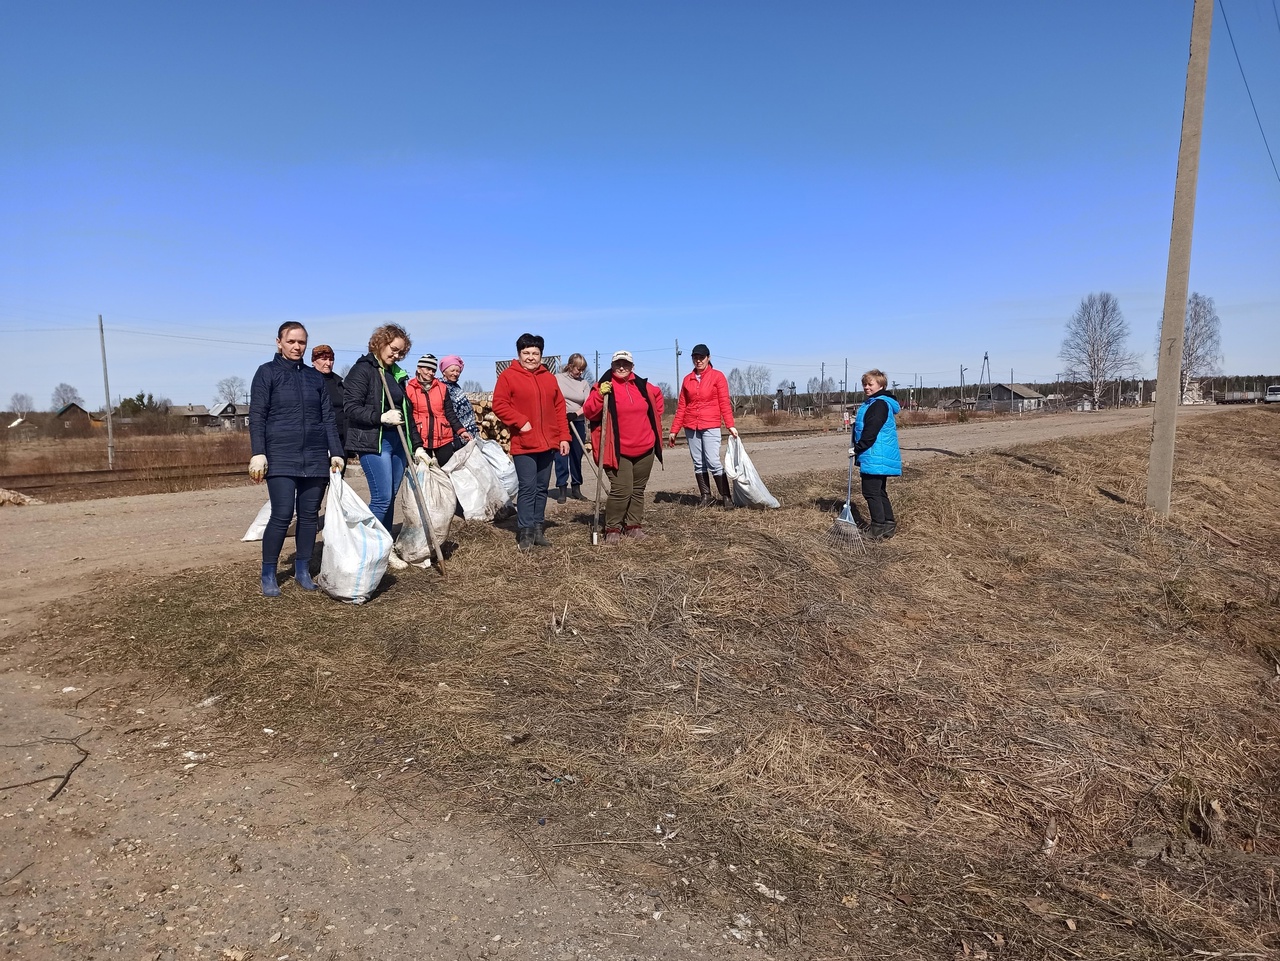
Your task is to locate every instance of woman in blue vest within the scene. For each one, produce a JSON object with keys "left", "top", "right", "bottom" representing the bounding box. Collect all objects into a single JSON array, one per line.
[
  {"left": 851, "top": 368, "right": 902, "bottom": 540},
  {"left": 249, "top": 322, "right": 345, "bottom": 596}
]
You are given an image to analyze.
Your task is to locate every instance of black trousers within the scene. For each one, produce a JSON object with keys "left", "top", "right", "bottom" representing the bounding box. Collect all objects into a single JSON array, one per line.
[{"left": 860, "top": 473, "right": 895, "bottom": 526}]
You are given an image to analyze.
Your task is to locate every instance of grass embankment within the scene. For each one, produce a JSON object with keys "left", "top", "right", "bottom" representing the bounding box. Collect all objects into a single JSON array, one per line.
[{"left": 40, "top": 408, "right": 1280, "bottom": 958}]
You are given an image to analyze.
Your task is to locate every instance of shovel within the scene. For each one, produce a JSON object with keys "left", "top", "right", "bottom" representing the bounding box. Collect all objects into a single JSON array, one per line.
[
  {"left": 377, "top": 366, "right": 446, "bottom": 574},
  {"left": 588, "top": 393, "right": 612, "bottom": 545}
]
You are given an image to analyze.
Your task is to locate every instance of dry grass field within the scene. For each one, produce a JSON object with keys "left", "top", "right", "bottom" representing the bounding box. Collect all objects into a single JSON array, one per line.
[{"left": 36, "top": 407, "right": 1280, "bottom": 958}]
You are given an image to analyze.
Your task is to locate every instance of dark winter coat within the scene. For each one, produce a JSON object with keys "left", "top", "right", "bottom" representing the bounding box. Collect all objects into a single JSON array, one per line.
[
  {"left": 249, "top": 354, "right": 344, "bottom": 478},
  {"left": 343, "top": 353, "right": 423, "bottom": 455},
  {"left": 319, "top": 370, "right": 347, "bottom": 450}
]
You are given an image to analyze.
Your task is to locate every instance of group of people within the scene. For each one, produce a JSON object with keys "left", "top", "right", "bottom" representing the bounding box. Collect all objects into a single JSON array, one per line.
[{"left": 249, "top": 322, "right": 902, "bottom": 596}]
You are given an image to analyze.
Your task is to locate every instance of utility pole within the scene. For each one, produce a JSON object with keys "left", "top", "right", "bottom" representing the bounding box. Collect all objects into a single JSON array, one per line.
[
  {"left": 960, "top": 366, "right": 967, "bottom": 404},
  {"left": 98, "top": 314, "right": 115, "bottom": 470},
  {"left": 1010, "top": 368, "right": 1015, "bottom": 413},
  {"left": 675, "top": 339, "right": 682, "bottom": 391},
  {"left": 820, "top": 362, "right": 826, "bottom": 411},
  {"left": 593, "top": 351, "right": 599, "bottom": 382},
  {"left": 1148, "top": 0, "right": 1211, "bottom": 514},
  {"left": 843, "top": 358, "right": 848, "bottom": 413}
]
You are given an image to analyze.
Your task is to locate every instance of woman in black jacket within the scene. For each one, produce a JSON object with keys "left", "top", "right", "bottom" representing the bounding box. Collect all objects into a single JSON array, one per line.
[
  {"left": 249, "top": 322, "right": 345, "bottom": 597},
  {"left": 343, "top": 324, "right": 429, "bottom": 567}
]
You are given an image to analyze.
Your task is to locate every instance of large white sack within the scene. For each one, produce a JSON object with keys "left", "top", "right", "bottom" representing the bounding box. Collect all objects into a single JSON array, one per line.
[
  {"left": 316, "top": 472, "right": 392, "bottom": 604},
  {"left": 241, "top": 500, "right": 273, "bottom": 541},
  {"left": 442, "top": 440, "right": 508, "bottom": 521},
  {"left": 724, "top": 436, "right": 781, "bottom": 509},
  {"left": 476, "top": 439, "right": 519, "bottom": 500},
  {"left": 395, "top": 461, "right": 457, "bottom": 563}
]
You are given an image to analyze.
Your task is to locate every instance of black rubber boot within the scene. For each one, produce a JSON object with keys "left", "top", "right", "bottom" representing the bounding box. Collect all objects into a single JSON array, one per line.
[
  {"left": 879, "top": 520, "right": 898, "bottom": 540},
  {"left": 553, "top": 486, "right": 567, "bottom": 504},
  {"left": 568, "top": 484, "right": 587, "bottom": 501},
  {"left": 517, "top": 528, "right": 535, "bottom": 551},
  {"left": 712, "top": 472, "right": 734, "bottom": 509},
  {"left": 531, "top": 524, "right": 552, "bottom": 547},
  {"left": 695, "top": 471, "right": 714, "bottom": 508}
]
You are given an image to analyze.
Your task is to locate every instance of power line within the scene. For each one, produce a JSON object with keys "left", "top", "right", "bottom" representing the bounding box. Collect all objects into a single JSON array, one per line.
[{"left": 1218, "top": 0, "right": 1280, "bottom": 187}]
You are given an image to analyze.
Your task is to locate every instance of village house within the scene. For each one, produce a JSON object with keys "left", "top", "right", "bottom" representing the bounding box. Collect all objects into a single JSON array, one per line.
[
  {"left": 977, "top": 384, "right": 1045, "bottom": 413},
  {"left": 211, "top": 402, "right": 251, "bottom": 431}
]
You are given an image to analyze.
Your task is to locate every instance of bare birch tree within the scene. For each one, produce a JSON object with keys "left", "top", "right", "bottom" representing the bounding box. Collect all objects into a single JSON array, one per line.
[
  {"left": 1058, "top": 292, "right": 1138, "bottom": 406},
  {"left": 744, "top": 365, "right": 772, "bottom": 402},
  {"left": 216, "top": 376, "right": 248, "bottom": 405},
  {"left": 51, "top": 383, "right": 85, "bottom": 411},
  {"left": 9, "top": 392, "right": 34, "bottom": 416},
  {"left": 1156, "top": 291, "right": 1222, "bottom": 401},
  {"left": 727, "top": 368, "right": 747, "bottom": 402}
]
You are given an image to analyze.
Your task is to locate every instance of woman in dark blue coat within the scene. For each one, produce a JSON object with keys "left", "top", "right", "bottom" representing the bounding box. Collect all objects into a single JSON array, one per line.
[{"left": 249, "top": 322, "right": 345, "bottom": 596}]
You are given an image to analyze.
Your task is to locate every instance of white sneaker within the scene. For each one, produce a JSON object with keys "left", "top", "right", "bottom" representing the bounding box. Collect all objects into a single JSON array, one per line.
[{"left": 386, "top": 549, "right": 408, "bottom": 571}]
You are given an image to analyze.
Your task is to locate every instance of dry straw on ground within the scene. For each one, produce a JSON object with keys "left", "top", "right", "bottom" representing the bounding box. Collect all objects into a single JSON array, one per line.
[{"left": 40, "top": 408, "right": 1280, "bottom": 958}]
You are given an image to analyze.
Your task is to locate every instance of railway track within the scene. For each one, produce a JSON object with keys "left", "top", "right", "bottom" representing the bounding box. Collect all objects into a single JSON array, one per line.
[{"left": 0, "top": 463, "right": 246, "bottom": 493}]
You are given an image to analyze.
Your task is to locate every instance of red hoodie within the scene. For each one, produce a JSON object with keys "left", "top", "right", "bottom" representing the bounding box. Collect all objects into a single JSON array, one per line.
[
  {"left": 670, "top": 363, "right": 734, "bottom": 432},
  {"left": 492, "top": 361, "right": 569, "bottom": 455},
  {"left": 582, "top": 372, "right": 664, "bottom": 470}
]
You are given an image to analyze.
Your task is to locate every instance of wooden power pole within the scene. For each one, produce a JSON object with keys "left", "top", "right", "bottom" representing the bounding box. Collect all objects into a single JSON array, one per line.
[{"left": 1147, "top": 0, "right": 1212, "bottom": 514}]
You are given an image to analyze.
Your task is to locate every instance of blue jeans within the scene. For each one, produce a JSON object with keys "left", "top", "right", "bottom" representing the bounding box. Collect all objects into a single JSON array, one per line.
[
  {"left": 263, "top": 476, "right": 327, "bottom": 565},
  {"left": 513, "top": 449, "right": 555, "bottom": 530},
  {"left": 359, "top": 433, "right": 407, "bottom": 531},
  {"left": 554, "top": 418, "right": 586, "bottom": 487},
  {"left": 684, "top": 427, "right": 724, "bottom": 475}
]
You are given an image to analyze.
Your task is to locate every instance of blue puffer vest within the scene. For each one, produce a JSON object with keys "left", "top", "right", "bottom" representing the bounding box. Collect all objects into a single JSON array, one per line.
[{"left": 854, "top": 393, "right": 902, "bottom": 476}]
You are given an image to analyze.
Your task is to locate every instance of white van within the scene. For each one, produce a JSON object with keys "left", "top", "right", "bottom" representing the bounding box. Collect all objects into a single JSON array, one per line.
[{"left": 1266, "top": 385, "right": 1280, "bottom": 403}]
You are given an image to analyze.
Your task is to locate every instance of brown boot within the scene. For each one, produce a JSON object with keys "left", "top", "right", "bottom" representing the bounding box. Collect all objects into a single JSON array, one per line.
[
  {"left": 712, "top": 471, "right": 734, "bottom": 509},
  {"left": 695, "top": 471, "right": 714, "bottom": 507}
]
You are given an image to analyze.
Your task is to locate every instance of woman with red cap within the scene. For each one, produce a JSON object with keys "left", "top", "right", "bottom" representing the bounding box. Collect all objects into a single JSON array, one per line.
[
  {"left": 669, "top": 343, "right": 737, "bottom": 508},
  {"left": 582, "top": 350, "right": 664, "bottom": 543}
]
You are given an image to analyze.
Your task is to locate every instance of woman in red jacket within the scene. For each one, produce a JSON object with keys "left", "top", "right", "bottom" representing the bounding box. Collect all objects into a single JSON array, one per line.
[
  {"left": 582, "top": 350, "right": 664, "bottom": 544},
  {"left": 492, "top": 333, "right": 570, "bottom": 551},
  {"left": 405, "top": 354, "right": 464, "bottom": 466},
  {"left": 668, "top": 343, "right": 738, "bottom": 507}
]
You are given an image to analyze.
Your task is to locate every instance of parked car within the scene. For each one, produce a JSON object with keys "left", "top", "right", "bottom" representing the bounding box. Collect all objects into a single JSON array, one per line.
[{"left": 1265, "top": 385, "right": 1280, "bottom": 404}]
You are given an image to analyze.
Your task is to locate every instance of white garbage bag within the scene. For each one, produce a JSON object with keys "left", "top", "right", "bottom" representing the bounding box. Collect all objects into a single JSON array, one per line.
[
  {"left": 476, "top": 438, "right": 519, "bottom": 500},
  {"left": 316, "top": 471, "right": 392, "bottom": 604},
  {"left": 241, "top": 500, "right": 273, "bottom": 541},
  {"left": 443, "top": 440, "right": 509, "bottom": 521},
  {"left": 395, "top": 460, "right": 457, "bottom": 564},
  {"left": 723, "top": 436, "right": 780, "bottom": 509}
]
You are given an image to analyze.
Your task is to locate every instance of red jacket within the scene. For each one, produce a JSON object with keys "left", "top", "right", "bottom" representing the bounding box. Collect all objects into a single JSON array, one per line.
[
  {"left": 492, "top": 361, "right": 569, "bottom": 455},
  {"left": 405, "top": 376, "right": 461, "bottom": 451},
  {"left": 670, "top": 364, "right": 734, "bottom": 432},
  {"left": 582, "top": 372, "right": 664, "bottom": 470}
]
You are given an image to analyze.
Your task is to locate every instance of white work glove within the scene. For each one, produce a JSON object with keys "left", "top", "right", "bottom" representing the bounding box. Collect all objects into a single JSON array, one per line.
[
  {"left": 727, "top": 426, "right": 739, "bottom": 437},
  {"left": 248, "top": 454, "right": 268, "bottom": 482},
  {"left": 330, "top": 456, "right": 345, "bottom": 472},
  {"left": 413, "top": 448, "right": 432, "bottom": 466},
  {"left": 381, "top": 409, "right": 403, "bottom": 426},
  {"left": 848, "top": 447, "right": 857, "bottom": 457}
]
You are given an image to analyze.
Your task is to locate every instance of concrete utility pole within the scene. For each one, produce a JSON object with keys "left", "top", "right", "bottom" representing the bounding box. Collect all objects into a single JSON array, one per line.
[
  {"left": 98, "top": 314, "right": 115, "bottom": 470},
  {"left": 1147, "top": 0, "right": 1212, "bottom": 514},
  {"left": 593, "top": 351, "right": 599, "bottom": 382},
  {"left": 820, "top": 362, "right": 826, "bottom": 410},
  {"left": 675, "top": 339, "right": 682, "bottom": 391}
]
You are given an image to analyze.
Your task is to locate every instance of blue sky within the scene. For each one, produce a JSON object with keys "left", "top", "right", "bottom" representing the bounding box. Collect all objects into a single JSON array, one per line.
[{"left": 2, "top": 1, "right": 1278, "bottom": 409}]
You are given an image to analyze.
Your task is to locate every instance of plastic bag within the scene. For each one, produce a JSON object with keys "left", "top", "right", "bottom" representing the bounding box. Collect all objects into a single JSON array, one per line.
[
  {"left": 395, "top": 460, "right": 457, "bottom": 564},
  {"left": 241, "top": 500, "right": 273, "bottom": 541},
  {"left": 476, "top": 439, "right": 518, "bottom": 500},
  {"left": 443, "top": 440, "right": 509, "bottom": 521},
  {"left": 723, "top": 436, "right": 780, "bottom": 509},
  {"left": 316, "top": 471, "right": 392, "bottom": 604}
]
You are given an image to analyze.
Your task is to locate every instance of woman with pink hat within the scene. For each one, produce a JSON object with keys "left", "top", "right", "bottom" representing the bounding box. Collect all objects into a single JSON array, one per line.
[{"left": 439, "top": 354, "right": 480, "bottom": 443}]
